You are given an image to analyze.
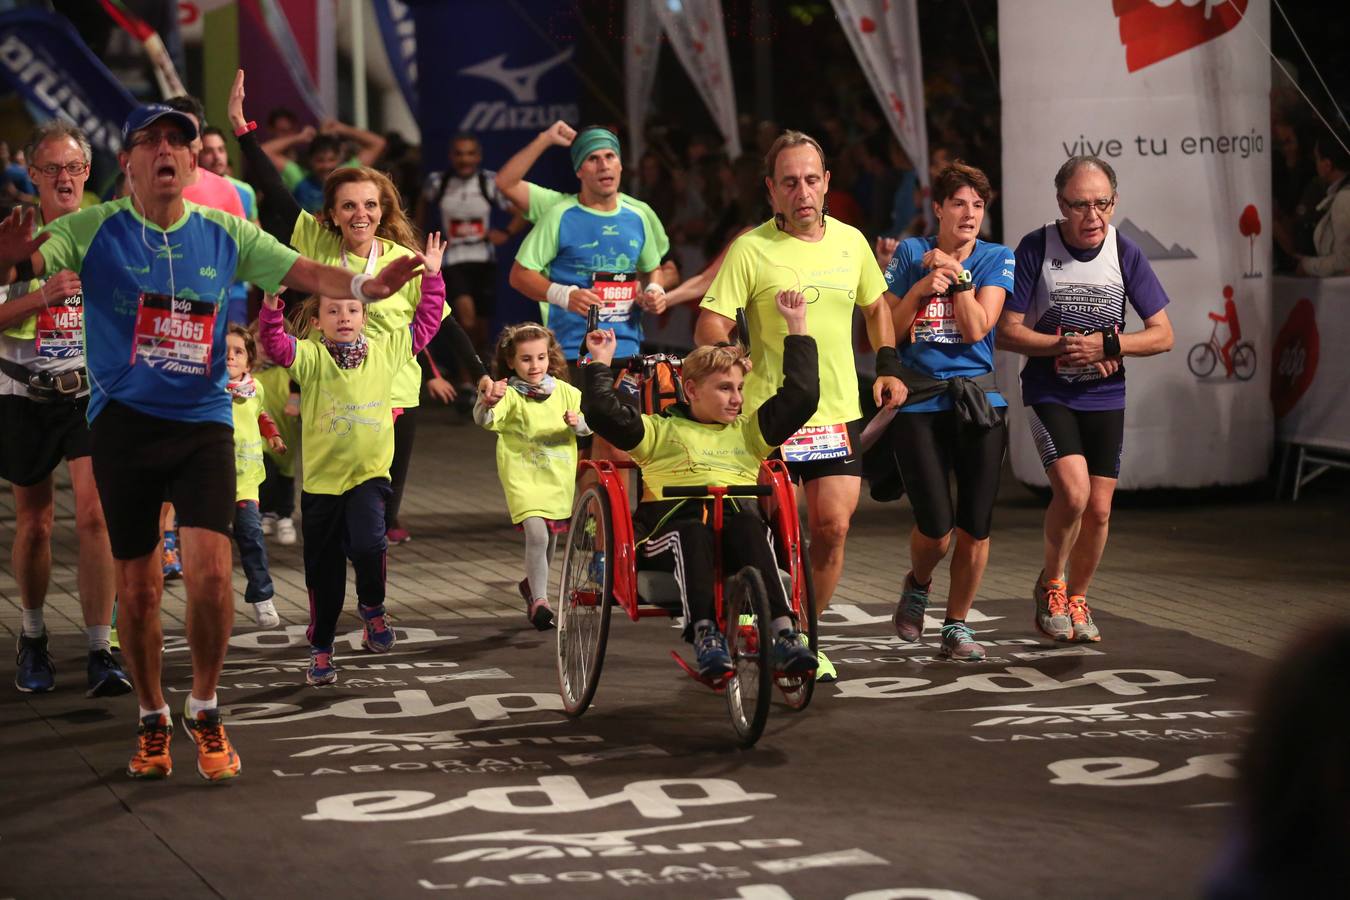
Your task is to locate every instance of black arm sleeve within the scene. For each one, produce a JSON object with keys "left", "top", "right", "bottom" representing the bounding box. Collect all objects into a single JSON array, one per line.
[
  {"left": 237, "top": 131, "right": 303, "bottom": 246},
  {"left": 580, "top": 363, "right": 646, "bottom": 452},
  {"left": 421, "top": 314, "right": 487, "bottom": 382},
  {"left": 755, "top": 335, "right": 820, "bottom": 447}
]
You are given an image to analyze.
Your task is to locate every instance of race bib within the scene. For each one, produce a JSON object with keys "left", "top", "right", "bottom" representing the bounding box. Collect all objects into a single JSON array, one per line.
[
  {"left": 130, "top": 292, "right": 217, "bottom": 376},
  {"left": 591, "top": 272, "right": 638, "bottom": 322},
  {"left": 910, "top": 295, "right": 961, "bottom": 344},
  {"left": 782, "top": 423, "right": 851, "bottom": 463},
  {"left": 448, "top": 217, "right": 486, "bottom": 244},
  {"left": 34, "top": 292, "right": 84, "bottom": 359},
  {"left": 1055, "top": 327, "right": 1107, "bottom": 383}
]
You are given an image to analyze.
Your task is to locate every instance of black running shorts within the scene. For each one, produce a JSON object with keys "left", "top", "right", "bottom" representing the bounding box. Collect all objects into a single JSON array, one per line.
[
  {"left": 90, "top": 400, "right": 236, "bottom": 560},
  {"left": 0, "top": 394, "right": 91, "bottom": 487},
  {"left": 1028, "top": 403, "right": 1125, "bottom": 479}
]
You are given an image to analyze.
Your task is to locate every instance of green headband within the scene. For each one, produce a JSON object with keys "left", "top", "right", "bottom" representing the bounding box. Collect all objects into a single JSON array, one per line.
[{"left": 571, "top": 128, "right": 621, "bottom": 171}]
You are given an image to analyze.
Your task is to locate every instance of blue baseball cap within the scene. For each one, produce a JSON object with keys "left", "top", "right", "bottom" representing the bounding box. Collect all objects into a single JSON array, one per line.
[{"left": 121, "top": 104, "right": 198, "bottom": 146}]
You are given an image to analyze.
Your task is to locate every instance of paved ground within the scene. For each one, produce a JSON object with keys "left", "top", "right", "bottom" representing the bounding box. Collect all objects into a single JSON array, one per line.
[
  {"left": 1, "top": 407, "right": 1347, "bottom": 900},
  {"left": 4, "top": 406, "right": 1346, "bottom": 659}
]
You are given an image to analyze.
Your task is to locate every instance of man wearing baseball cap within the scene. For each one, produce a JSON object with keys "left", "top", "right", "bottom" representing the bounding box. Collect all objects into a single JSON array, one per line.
[
  {"left": 509, "top": 125, "right": 666, "bottom": 371},
  {"left": 0, "top": 103, "right": 424, "bottom": 783}
]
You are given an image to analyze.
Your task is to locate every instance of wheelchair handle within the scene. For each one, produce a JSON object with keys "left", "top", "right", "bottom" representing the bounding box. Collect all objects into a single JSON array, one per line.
[
  {"left": 663, "top": 484, "right": 772, "bottom": 499},
  {"left": 580, "top": 305, "right": 600, "bottom": 366},
  {"left": 735, "top": 307, "right": 750, "bottom": 353}
]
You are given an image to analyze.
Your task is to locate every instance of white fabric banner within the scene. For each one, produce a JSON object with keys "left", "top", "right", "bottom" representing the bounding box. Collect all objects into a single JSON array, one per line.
[
  {"left": 650, "top": 0, "right": 742, "bottom": 159},
  {"left": 830, "top": 0, "right": 928, "bottom": 193},
  {"left": 998, "top": 0, "right": 1273, "bottom": 488},
  {"left": 625, "top": 0, "right": 663, "bottom": 166},
  {"left": 1271, "top": 275, "right": 1350, "bottom": 452}
]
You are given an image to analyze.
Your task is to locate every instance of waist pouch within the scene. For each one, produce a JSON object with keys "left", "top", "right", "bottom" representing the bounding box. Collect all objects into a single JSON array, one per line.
[{"left": 0, "top": 357, "right": 87, "bottom": 402}]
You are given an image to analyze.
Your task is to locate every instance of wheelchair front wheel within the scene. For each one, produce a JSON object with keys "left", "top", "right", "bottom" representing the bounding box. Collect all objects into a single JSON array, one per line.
[
  {"left": 724, "top": 566, "right": 773, "bottom": 748},
  {"left": 556, "top": 485, "right": 614, "bottom": 717}
]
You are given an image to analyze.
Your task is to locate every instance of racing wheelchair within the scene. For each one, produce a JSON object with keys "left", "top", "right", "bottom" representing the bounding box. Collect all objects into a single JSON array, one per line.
[{"left": 554, "top": 345, "right": 818, "bottom": 748}]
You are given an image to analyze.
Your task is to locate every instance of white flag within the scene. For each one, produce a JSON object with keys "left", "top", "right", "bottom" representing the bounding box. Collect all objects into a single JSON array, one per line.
[
  {"left": 650, "top": 0, "right": 742, "bottom": 159},
  {"left": 830, "top": 0, "right": 928, "bottom": 191},
  {"left": 625, "top": 0, "right": 664, "bottom": 165}
]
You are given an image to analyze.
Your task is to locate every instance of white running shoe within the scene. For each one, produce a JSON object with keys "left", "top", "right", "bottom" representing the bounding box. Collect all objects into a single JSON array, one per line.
[
  {"left": 275, "top": 517, "right": 297, "bottom": 545},
  {"left": 253, "top": 600, "right": 280, "bottom": 629},
  {"left": 260, "top": 513, "right": 277, "bottom": 536}
]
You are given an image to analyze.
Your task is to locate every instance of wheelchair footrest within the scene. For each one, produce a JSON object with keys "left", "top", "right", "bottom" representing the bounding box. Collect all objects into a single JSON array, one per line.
[{"left": 670, "top": 651, "right": 732, "bottom": 691}]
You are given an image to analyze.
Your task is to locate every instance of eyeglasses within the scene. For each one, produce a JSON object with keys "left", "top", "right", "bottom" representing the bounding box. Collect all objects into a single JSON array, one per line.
[
  {"left": 128, "top": 131, "right": 191, "bottom": 150},
  {"left": 1060, "top": 195, "right": 1117, "bottom": 215},
  {"left": 35, "top": 162, "right": 89, "bottom": 178}
]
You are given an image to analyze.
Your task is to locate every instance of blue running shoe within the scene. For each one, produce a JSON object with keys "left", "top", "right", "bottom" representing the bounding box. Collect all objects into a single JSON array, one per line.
[
  {"left": 307, "top": 646, "right": 337, "bottom": 686},
  {"left": 87, "top": 649, "right": 132, "bottom": 698},
  {"left": 162, "top": 531, "right": 183, "bottom": 581},
  {"left": 359, "top": 604, "right": 396, "bottom": 653},
  {"left": 771, "top": 630, "right": 817, "bottom": 676},
  {"left": 694, "top": 629, "right": 733, "bottom": 679},
  {"left": 893, "top": 573, "right": 930, "bottom": 642},
  {"left": 587, "top": 551, "right": 607, "bottom": 586},
  {"left": 16, "top": 632, "right": 55, "bottom": 693}
]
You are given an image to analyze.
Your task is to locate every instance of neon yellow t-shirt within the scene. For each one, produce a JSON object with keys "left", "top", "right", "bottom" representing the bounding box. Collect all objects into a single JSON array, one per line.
[
  {"left": 232, "top": 382, "right": 268, "bottom": 502},
  {"left": 701, "top": 217, "right": 886, "bottom": 426},
  {"left": 290, "top": 213, "right": 448, "bottom": 409},
  {"left": 481, "top": 382, "right": 583, "bottom": 522},
  {"left": 255, "top": 363, "right": 300, "bottom": 478},
  {"left": 630, "top": 409, "right": 773, "bottom": 503},
  {"left": 286, "top": 326, "right": 412, "bottom": 496}
]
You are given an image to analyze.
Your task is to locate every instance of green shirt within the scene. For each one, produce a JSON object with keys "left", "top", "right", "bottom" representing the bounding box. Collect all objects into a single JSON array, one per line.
[
  {"left": 290, "top": 213, "right": 448, "bottom": 409},
  {"left": 287, "top": 327, "right": 412, "bottom": 496},
  {"left": 232, "top": 382, "right": 268, "bottom": 502},
  {"left": 255, "top": 363, "right": 300, "bottom": 478},
  {"left": 480, "top": 382, "right": 583, "bottom": 523},
  {"left": 701, "top": 217, "right": 887, "bottom": 426},
  {"left": 525, "top": 182, "right": 671, "bottom": 257},
  {"left": 630, "top": 409, "right": 774, "bottom": 503}
]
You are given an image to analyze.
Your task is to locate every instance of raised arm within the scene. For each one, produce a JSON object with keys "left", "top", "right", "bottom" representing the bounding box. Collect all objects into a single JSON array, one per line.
[
  {"left": 495, "top": 120, "right": 576, "bottom": 212},
  {"left": 578, "top": 329, "right": 645, "bottom": 451},
  {"left": 322, "top": 118, "right": 386, "bottom": 167},
  {"left": 281, "top": 253, "right": 422, "bottom": 301},
  {"left": 410, "top": 233, "right": 446, "bottom": 354},
  {"left": 260, "top": 127, "right": 314, "bottom": 173},
  {"left": 754, "top": 291, "right": 819, "bottom": 445},
  {"left": 258, "top": 293, "right": 297, "bottom": 367},
  {"left": 228, "top": 69, "right": 303, "bottom": 242}
]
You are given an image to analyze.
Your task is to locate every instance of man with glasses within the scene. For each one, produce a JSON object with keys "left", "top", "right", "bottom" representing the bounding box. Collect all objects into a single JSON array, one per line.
[
  {"left": 2, "top": 121, "right": 128, "bottom": 698},
  {"left": 996, "top": 155, "right": 1173, "bottom": 643},
  {"left": 0, "top": 104, "right": 422, "bottom": 782}
]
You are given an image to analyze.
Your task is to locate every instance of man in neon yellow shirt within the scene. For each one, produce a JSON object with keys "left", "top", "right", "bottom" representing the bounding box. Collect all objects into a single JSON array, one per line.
[{"left": 695, "top": 131, "right": 906, "bottom": 682}]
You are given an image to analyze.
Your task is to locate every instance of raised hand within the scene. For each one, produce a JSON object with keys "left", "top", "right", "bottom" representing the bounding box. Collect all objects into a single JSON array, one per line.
[
  {"left": 0, "top": 207, "right": 49, "bottom": 269},
  {"left": 421, "top": 231, "right": 445, "bottom": 272},
  {"left": 544, "top": 120, "right": 576, "bottom": 147},
  {"left": 775, "top": 289, "right": 808, "bottom": 334},
  {"left": 874, "top": 235, "right": 899, "bottom": 269},
  {"left": 585, "top": 328, "right": 617, "bottom": 366},
  {"left": 262, "top": 289, "right": 285, "bottom": 311},
  {"left": 228, "top": 69, "right": 248, "bottom": 130}
]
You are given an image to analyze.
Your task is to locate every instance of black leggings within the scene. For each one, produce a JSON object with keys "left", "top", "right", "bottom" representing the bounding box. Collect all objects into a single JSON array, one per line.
[
  {"left": 385, "top": 406, "right": 418, "bottom": 530},
  {"left": 635, "top": 501, "right": 791, "bottom": 633},
  {"left": 259, "top": 455, "right": 295, "bottom": 519},
  {"left": 891, "top": 408, "right": 1007, "bottom": 540}
]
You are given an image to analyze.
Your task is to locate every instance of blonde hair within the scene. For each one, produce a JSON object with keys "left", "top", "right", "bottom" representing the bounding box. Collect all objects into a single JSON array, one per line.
[
  {"left": 320, "top": 166, "right": 420, "bottom": 253},
  {"left": 296, "top": 295, "right": 365, "bottom": 340},
  {"left": 682, "top": 343, "right": 748, "bottom": 384},
  {"left": 492, "top": 323, "right": 568, "bottom": 381}
]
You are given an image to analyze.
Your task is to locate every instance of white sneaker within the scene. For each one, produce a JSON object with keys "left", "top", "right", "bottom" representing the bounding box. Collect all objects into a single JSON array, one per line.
[
  {"left": 253, "top": 599, "right": 280, "bottom": 629},
  {"left": 260, "top": 513, "right": 277, "bottom": 536},
  {"left": 275, "top": 517, "right": 297, "bottom": 545}
]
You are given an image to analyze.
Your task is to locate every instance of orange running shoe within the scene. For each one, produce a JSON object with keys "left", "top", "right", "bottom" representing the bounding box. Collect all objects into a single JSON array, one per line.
[
  {"left": 127, "top": 713, "right": 173, "bottom": 779},
  {"left": 181, "top": 704, "right": 241, "bottom": 782},
  {"left": 1068, "top": 595, "right": 1102, "bottom": 642},
  {"left": 1033, "top": 571, "right": 1073, "bottom": 641}
]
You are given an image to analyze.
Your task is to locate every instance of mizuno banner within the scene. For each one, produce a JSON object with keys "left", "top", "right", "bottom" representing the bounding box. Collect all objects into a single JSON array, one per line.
[{"left": 0, "top": 9, "right": 137, "bottom": 155}]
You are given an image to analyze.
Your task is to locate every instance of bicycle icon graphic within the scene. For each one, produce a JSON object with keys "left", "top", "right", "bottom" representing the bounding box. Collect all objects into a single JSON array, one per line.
[{"left": 1188, "top": 320, "right": 1256, "bottom": 381}]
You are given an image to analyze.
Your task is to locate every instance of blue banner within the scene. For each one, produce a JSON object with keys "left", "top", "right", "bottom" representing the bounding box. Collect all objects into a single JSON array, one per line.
[
  {"left": 0, "top": 9, "right": 137, "bottom": 155},
  {"left": 409, "top": 0, "right": 581, "bottom": 330},
  {"left": 371, "top": 0, "right": 418, "bottom": 120}
]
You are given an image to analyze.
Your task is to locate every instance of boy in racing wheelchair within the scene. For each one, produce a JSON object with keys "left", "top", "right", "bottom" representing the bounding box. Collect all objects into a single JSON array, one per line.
[{"left": 581, "top": 290, "right": 819, "bottom": 678}]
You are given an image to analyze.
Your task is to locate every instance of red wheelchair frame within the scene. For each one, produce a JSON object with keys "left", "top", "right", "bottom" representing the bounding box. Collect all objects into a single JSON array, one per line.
[{"left": 555, "top": 457, "right": 817, "bottom": 748}]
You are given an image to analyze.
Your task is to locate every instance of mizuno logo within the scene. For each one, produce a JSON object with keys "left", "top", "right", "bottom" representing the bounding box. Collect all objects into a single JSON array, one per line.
[
  {"left": 601, "top": 225, "right": 619, "bottom": 236},
  {"left": 459, "top": 47, "right": 574, "bottom": 104}
]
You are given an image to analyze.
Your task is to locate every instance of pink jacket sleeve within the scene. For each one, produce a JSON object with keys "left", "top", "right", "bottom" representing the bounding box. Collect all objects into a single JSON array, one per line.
[
  {"left": 258, "top": 303, "right": 297, "bottom": 368},
  {"left": 410, "top": 271, "right": 445, "bottom": 355}
]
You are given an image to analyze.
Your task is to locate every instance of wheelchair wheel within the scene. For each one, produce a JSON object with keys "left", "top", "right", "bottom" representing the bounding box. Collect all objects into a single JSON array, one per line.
[
  {"left": 1233, "top": 343, "right": 1257, "bottom": 381},
  {"left": 724, "top": 566, "right": 772, "bottom": 748},
  {"left": 556, "top": 485, "right": 614, "bottom": 717},
  {"left": 777, "top": 558, "right": 817, "bottom": 712},
  {"left": 1187, "top": 342, "right": 1216, "bottom": 377}
]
